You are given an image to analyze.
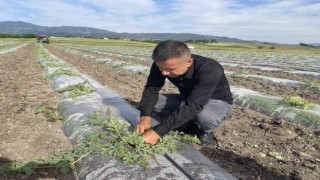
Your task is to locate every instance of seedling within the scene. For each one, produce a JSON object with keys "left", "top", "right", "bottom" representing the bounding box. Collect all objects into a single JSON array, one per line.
[
  {"left": 35, "top": 106, "right": 63, "bottom": 122},
  {"left": 136, "top": 69, "right": 149, "bottom": 75},
  {"left": 244, "top": 142, "right": 259, "bottom": 148},
  {"left": 80, "top": 111, "right": 200, "bottom": 169},
  {"left": 283, "top": 96, "right": 316, "bottom": 109},
  {"left": 303, "top": 81, "right": 320, "bottom": 88},
  {"left": 258, "top": 152, "right": 267, "bottom": 158},
  {"left": 49, "top": 68, "right": 80, "bottom": 77},
  {"left": 56, "top": 80, "right": 95, "bottom": 99},
  {"left": 1, "top": 96, "right": 200, "bottom": 175},
  {"left": 269, "top": 151, "right": 284, "bottom": 160},
  {"left": 232, "top": 70, "right": 250, "bottom": 77},
  {"left": 281, "top": 67, "right": 294, "bottom": 71}
]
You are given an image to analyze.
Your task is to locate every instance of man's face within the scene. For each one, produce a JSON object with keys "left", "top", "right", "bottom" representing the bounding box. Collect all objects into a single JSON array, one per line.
[{"left": 156, "top": 57, "right": 193, "bottom": 78}]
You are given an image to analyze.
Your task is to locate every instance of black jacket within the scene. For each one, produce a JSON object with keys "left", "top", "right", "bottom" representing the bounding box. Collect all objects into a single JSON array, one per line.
[{"left": 138, "top": 54, "right": 233, "bottom": 136}]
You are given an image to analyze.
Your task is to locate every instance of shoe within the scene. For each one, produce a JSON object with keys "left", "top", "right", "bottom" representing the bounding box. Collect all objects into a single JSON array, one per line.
[{"left": 198, "top": 132, "right": 215, "bottom": 145}]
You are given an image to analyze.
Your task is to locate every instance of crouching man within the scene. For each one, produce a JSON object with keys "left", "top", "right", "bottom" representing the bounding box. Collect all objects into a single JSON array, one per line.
[{"left": 135, "top": 40, "right": 233, "bottom": 145}]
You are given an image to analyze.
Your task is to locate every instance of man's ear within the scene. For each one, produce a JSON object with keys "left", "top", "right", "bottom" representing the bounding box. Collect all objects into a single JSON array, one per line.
[{"left": 186, "top": 58, "right": 193, "bottom": 67}]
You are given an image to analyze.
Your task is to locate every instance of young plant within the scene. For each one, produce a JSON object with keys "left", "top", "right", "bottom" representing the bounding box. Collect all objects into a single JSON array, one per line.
[
  {"left": 283, "top": 96, "right": 316, "bottom": 109},
  {"left": 35, "top": 106, "right": 63, "bottom": 122},
  {"left": 80, "top": 111, "right": 200, "bottom": 169},
  {"left": 232, "top": 70, "right": 250, "bottom": 77},
  {"left": 49, "top": 68, "right": 80, "bottom": 77},
  {"left": 303, "top": 81, "right": 320, "bottom": 88},
  {"left": 56, "top": 80, "right": 95, "bottom": 99},
  {"left": 0, "top": 111, "right": 200, "bottom": 176},
  {"left": 269, "top": 151, "right": 284, "bottom": 160}
]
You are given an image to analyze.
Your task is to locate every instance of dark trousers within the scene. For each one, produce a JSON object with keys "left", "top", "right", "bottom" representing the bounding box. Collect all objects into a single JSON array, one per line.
[{"left": 153, "top": 94, "right": 233, "bottom": 133}]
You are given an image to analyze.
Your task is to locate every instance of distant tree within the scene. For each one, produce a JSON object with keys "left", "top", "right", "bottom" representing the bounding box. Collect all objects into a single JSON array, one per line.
[
  {"left": 269, "top": 46, "right": 276, "bottom": 50},
  {"left": 257, "top": 46, "right": 263, "bottom": 49},
  {"left": 22, "top": 34, "right": 37, "bottom": 38},
  {"left": 109, "top": 37, "right": 120, "bottom": 40},
  {"left": 211, "top": 39, "right": 218, "bottom": 43},
  {"left": 299, "top": 43, "right": 310, "bottom": 47},
  {"left": 0, "top": 33, "right": 20, "bottom": 38}
]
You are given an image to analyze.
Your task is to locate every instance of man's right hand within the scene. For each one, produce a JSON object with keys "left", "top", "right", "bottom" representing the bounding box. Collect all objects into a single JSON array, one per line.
[{"left": 135, "top": 116, "right": 152, "bottom": 134}]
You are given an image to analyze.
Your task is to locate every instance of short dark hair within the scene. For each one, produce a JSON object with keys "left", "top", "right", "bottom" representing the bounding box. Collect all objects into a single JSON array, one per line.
[{"left": 152, "top": 40, "right": 191, "bottom": 62}]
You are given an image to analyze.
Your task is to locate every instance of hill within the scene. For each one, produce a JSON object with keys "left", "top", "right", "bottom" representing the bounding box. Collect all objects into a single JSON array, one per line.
[{"left": 0, "top": 21, "right": 254, "bottom": 43}]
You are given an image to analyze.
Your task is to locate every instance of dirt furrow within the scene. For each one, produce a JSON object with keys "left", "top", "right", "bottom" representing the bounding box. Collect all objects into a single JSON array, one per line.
[{"left": 0, "top": 43, "right": 73, "bottom": 179}]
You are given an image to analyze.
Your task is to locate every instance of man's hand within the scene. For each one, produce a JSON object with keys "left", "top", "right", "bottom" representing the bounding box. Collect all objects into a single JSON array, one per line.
[
  {"left": 135, "top": 116, "right": 152, "bottom": 134},
  {"left": 142, "top": 129, "right": 160, "bottom": 145}
]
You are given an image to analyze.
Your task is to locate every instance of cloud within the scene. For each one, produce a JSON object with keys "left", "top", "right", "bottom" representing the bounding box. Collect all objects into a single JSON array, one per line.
[{"left": 0, "top": 0, "right": 319, "bottom": 44}]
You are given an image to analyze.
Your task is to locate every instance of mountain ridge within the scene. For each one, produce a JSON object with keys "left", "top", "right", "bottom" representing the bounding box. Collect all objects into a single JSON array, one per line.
[{"left": 0, "top": 21, "right": 260, "bottom": 43}]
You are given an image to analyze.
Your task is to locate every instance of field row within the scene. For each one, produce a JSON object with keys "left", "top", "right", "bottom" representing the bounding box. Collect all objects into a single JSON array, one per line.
[
  {"left": 45, "top": 44, "right": 320, "bottom": 130},
  {"left": 54, "top": 43, "right": 320, "bottom": 71},
  {"left": 50, "top": 43, "right": 320, "bottom": 104}
]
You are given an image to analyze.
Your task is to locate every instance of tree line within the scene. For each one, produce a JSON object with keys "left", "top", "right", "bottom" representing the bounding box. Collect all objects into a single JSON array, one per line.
[{"left": 0, "top": 33, "right": 37, "bottom": 38}]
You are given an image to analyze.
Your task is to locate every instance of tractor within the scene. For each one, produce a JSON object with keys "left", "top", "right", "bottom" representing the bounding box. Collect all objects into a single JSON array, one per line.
[{"left": 36, "top": 35, "right": 50, "bottom": 43}]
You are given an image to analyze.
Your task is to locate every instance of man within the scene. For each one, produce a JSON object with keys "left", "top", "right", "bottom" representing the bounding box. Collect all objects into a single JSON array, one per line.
[{"left": 135, "top": 40, "right": 233, "bottom": 145}]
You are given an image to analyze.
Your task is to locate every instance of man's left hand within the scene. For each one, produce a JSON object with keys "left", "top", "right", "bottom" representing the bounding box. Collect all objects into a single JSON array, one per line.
[{"left": 142, "top": 129, "right": 160, "bottom": 145}]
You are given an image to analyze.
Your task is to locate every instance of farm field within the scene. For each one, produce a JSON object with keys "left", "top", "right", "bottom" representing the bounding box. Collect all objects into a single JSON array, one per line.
[
  {"left": 1, "top": 38, "right": 319, "bottom": 179},
  {"left": 0, "top": 42, "right": 74, "bottom": 179}
]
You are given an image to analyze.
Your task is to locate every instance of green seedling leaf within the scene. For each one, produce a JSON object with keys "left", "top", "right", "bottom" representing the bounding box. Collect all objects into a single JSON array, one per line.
[
  {"left": 283, "top": 96, "right": 316, "bottom": 109},
  {"left": 269, "top": 151, "right": 284, "bottom": 160},
  {"left": 56, "top": 80, "right": 95, "bottom": 99},
  {"left": 35, "top": 106, "right": 63, "bottom": 122},
  {"left": 55, "top": 161, "right": 71, "bottom": 174},
  {"left": 258, "top": 152, "right": 267, "bottom": 158}
]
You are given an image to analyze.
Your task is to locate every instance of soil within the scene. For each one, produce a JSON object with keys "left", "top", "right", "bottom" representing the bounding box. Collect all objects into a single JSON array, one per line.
[
  {"left": 44, "top": 44, "right": 320, "bottom": 180},
  {"left": 0, "top": 43, "right": 74, "bottom": 179}
]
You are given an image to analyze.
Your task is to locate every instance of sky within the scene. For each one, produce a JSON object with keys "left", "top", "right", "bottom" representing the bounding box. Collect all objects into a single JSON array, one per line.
[{"left": 0, "top": 0, "right": 320, "bottom": 44}]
